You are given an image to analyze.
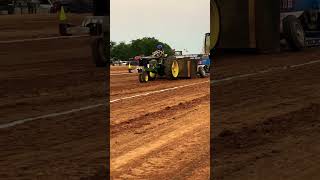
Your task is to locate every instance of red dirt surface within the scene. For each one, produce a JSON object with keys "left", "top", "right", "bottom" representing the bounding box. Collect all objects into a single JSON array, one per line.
[
  {"left": 110, "top": 66, "right": 210, "bottom": 179},
  {"left": 3, "top": 13, "right": 319, "bottom": 180},
  {"left": 212, "top": 48, "right": 320, "bottom": 180},
  {"left": 0, "top": 14, "right": 211, "bottom": 179},
  {"left": 0, "top": 15, "right": 107, "bottom": 179}
]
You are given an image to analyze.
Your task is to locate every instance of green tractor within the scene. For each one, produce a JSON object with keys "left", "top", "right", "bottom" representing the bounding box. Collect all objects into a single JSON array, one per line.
[{"left": 138, "top": 55, "right": 205, "bottom": 83}]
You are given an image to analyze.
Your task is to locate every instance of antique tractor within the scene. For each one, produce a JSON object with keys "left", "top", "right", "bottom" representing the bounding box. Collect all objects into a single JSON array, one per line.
[{"left": 138, "top": 55, "right": 206, "bottom": 83}]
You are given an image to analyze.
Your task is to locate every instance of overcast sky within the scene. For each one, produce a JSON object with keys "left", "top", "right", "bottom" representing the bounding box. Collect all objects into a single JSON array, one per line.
[{"left": 110, "top": 0, "right": 209, "bottom": 54}]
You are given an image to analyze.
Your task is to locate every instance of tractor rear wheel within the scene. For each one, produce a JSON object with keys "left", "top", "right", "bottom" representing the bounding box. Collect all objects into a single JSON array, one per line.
[
  {"left": 283, "top": 15, "right": 305, "bottom": 51},
  {"left": 164, "top": 57, "right": 179, "bottom": 80}
]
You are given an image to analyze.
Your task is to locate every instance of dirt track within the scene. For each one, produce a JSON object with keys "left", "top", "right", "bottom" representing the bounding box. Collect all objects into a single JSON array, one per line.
[
  {"left": 110, "top": 66, "right": 210, "bottom": 179},
  {"left": 1, "top": 14, "right": 320, "bottom": 180},
  {"left": 0, "top": 14, "right": 211, "bottom": 179},
  {"left": 0, "top": 15, "right": 108, "bottom": 179},
  {"left": 212, "top": 48, "right": 320, "bottom": 180}
]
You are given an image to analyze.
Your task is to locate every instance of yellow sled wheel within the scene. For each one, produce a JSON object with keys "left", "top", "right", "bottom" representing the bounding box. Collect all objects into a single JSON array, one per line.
[
  {"left": 164, "top": 58, "right": 180, "bottom": 79},
  {"left": 171, "top": 60, "right": 179, "bottom": 78},
  {"left": 210, "top": 0, "right": 220, "bottom": 49}
]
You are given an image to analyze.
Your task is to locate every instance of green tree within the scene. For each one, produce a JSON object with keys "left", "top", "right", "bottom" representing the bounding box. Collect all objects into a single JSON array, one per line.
[
  {"left": 131, "top": 37, "right": 174, "bottom": 57},
  {"left": 110, "top": 41, "right": 117, "bottom": 59},
  {"left": 111, "top": 42, "right": 132, "bottom": 61},
  {"left": 110, "top": 37, "right": 174, "bottom": 61}
]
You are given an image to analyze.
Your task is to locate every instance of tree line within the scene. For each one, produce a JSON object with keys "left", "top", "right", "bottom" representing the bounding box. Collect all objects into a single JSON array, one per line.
[{"left": 110, "top": 37, "right": 175, "bottom": 61}]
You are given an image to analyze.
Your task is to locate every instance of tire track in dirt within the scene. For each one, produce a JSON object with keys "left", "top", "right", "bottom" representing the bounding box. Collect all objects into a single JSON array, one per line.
[
  {"left": 110, "top": 62, "right": 210, "bottom": 178},
  {"left": 111, "top": 95, "right": 209, "bottom": 135},
  {"left": 213, "top": 48, "right": 320, "bottom": 80},
  {"left": 0, "top": 107, "right": 107, "bottom": 180},
  {"left": 111, "top": 96, "right": 210, "bottom": 179},
  {"left": 111, "top": 75, "right": 208, "bottom": 98},
  {"left": 212, "top": 50, "right": 320, "bottom": 180},
  {"left": 111, "top": 80, "right": 208, "bottom": 103},
  {"left": 212, "top": 103, "right": 320, "bottom": 180},
  {"left": 0, "top": 15, "right": 107, "bottom": 179},
  {"left": 111, "top": 81, "right": 209, "bottom": 126}
]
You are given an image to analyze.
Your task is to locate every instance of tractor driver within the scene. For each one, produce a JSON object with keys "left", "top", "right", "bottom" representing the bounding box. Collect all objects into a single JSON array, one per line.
[{"left": 152, "top": 44, "right": 165, "bottom": 58}]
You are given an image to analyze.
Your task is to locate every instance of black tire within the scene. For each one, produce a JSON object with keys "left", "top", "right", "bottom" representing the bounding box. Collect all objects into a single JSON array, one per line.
[
  {"left": 139, "top": 73, "right": 144, "bottom": 83},
  {"left": 91, "top": 37, "right": 107, "bottom": 67},
  {"left": 283, "top": 15, "right": 305, "bottom": 51},
  {"left": 148, "top": 71, "right": 156, "bottom": 81},
  {"left": 141, "top": 71, "right": 149, "bottom": 82},
  {"left": 199, "top": 66, "right": 206, "bottom": 78},
  {"left": 139, "top": 71, "right": 149, "bottom": 83},
  {"left": 164, "top": 57, "right": 179, "bottom": 80}
]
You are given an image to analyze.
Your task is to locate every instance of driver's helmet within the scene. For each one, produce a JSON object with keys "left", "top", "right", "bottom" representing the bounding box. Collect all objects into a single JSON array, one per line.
[{"left": 156, "top": 44, "right": 163, "bottom": 50}]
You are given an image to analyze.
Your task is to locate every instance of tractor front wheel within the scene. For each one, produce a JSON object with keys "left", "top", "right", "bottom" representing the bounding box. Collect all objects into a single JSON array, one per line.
[{"left": 139, "top": 71, "right": 149, "bottom": 83}]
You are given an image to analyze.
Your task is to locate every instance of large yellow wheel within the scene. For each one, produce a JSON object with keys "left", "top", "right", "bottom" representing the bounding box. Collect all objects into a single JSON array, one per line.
[
  {"left": 164, "top": 58, "right": 179, "bottom": 79},
  {"left": 210, "top": 0, "right": 220, "bottom": 49},
  {"left": 171, "top": 60, "right": 179, "bottom": 78}
]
